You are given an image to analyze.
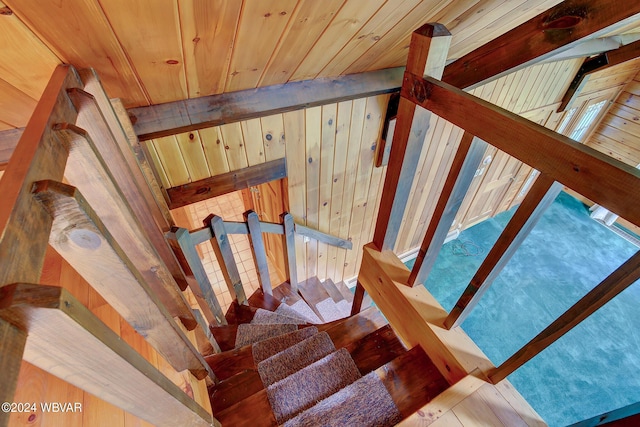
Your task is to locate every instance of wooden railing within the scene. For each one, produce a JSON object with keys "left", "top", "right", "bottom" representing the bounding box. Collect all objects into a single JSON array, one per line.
[
  {"left": 0, "top": 65, "right": 215, "bottom": 426},
  {"left": 355, "top": 20, "right": 640, "bottom": 414},
  {"left": 167, "top": 211, "right": 352, "bottom": 318}
]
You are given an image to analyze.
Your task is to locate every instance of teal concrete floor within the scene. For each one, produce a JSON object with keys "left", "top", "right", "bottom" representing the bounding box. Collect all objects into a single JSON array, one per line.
[{"left": 405, "top": 191, "right": 640, "bottom": 427}]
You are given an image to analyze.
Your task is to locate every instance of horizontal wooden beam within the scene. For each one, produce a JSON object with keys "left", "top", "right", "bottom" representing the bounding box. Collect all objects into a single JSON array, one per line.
[
  {"left": 490, "top": 250, "right": 640, "bottom": 383},
  {"left": 403, "top": 73, "right": 640, "bottom": 226},
  {"left": 167, "top": 158, "right": 287, "bottom": 209},
  {"left": 33, "top": 180, "right": 212, "bottom": 379},
  {"left": 0, "top": 284, "right": 214, "bottom": 427},
  {"left": 558, "top": 38, "right": 640, "bottom": 112},
  {"left": 295, "top": 224, "right": 352, "bottom": 250},
  {"left": 443, "top": 0, "right": 640, "bottom": 89},
  {"left": 570, "top": 401, "right": 640, "bottom": 426},
  {"left": 128, "top": 67, "right": 404, "bottom": 140}
]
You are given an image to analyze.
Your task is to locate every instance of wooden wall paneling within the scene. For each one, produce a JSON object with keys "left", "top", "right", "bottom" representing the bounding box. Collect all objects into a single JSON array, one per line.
[
  {"left": 260, "top": 0, "right": 345, "bottom": 86},
  {"left": 199, "top": 127, "right": 230, "bottom": 176},
  {"left": 4, "top": 0, "right": 147, "bottom": 106},
  {"left": 291, "top": 0, "right": 386, "bottom": 81},
  {"left": 98, "top": 0, "right": 186, "bottom": 104},
  {"left": 144, "top": 141, "right": 171, "bottom": 189},
  {"left": 334, "top": 98, "right": 367, "bottom": 282},
  {"left": 326, "top": 101, "right": 352, "bottom": 281},
  {"left": 241, "top": 118, "right": 266, "bottom": 166},
  {"left": 343, "top": 95, "right": 385, "bottom": 279},
  {"left": 317, "top": 104, "right": 338, "bottom": 279},
  {"left": 175, "top": 132, "right": 210, "bottom": 182},
  {"left": 318, "top": 0, "right": 422, "bottom": 78},
  {"left": 225, "top": 0, "right": 298, "bottom": 92},
  {"left": 343, "top": 0, "right": 453, "bottom": 74},
  {"left": 305, "top": 106, "right": 322, "bottom": 278},
  {"left": 504, "top": 67, "right": 530, "bottom": 112},
  {"left": 406, "top": 120, "right": 458, "bottom": 252},
  {"left": 261, "top": 113, "right": 286, "bottom": 161},
  {"left": 179, "top": 0, "right": 242, "bottom": 97},
  {"left": 151, "top": 135, "right": 190, "bottom": 187},
  {"left": 408, "top": 124, "right": 465, "bottom": 253},
  {"left": 219, "top": 122, "right": 248, "bottom": 171},
  {"left": 0, "top": 1, "right": 59, "bottom": 100},
  {"left": 283, "top": 109, "right": 307, "bottom": 283},
  {"left": 0, "top": 78, "right": 37, "bottom": 128},
  {"left": 589, "top": 131, "right": 640, "bottom": 164},
  {"left": 395, "top": 116, "right": 447, "bottom": 254}
]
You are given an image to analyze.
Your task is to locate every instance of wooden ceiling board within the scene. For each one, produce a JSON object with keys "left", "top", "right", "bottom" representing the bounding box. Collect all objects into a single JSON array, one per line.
[
  {"left": 0, "top": 2, "right": 59, "bottom": 100},
  {"left": 179, "top": 0, "right": 242, "bottom": 98},
  {"left": 260, "top": 114, "right": 286, "bottom": 161},
  {"left": 4, "top": 0, "right": 148, "bottom": 107},
  {"left": 199, "top": 127, "right": 230, "bottom": 176},
  {"left": 241, "top": 118, "right": 266, "bottom": 166},
  {"left": 175, "top": 131, "right": 210, "bottom": 182},
  {"left": 0, "top": 77, "right": 37, "bottom": 128},
  {"left": 259, "top": 0, "right": 345, "bottom": 86},
  {"left": 224, "top": 0, "right": 299, "bottom": 92},
  {"left": 290, "top": 0, "right": 387, "bottom": 81},
  {"left": 343, "top": 0, "right": 458, "bottom": 74},
  {"left": 218, "top": 122, "right": 248, "bottom": 171},
  {"left": 317, "top": 0, "right": 422, "bottom": 78},
  {"left": 98, "top": 0, "right": 187, "bottom": 104},
  {"left": 152, "top": 135, "right": 190, "bottom": 187}
]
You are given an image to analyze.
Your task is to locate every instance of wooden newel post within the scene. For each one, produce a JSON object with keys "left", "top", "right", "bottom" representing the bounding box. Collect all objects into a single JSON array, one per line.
[{"left": 373, "top": 23, "right": 452, "bottom": 252}]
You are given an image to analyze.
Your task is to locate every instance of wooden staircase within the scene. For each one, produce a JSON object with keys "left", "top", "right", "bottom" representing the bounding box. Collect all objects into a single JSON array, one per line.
[{"left": 205, "top": 284, "right": 449, "bottom": 426}]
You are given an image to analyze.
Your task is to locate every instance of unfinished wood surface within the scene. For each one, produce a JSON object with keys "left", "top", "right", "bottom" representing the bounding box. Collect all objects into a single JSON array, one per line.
[
  {"left": 294, "top": 224, "right": 353, "bottom": 250},
  {"left": 373, "top": 23, "right": 451, "bottom": 250},
  {"left": 33, "top": 180, "right": 210, "bottom": 379},
  {"left": 443, "top": 0, "right": 640, "bottom": 89},
  {"left": 167, "top": 158, "right": 286, "bottom": 209},
  {"left": 0, "top": 284, "right": 213, "bottom": 427},
  {"left": 406, "top": 74, "right": 640, "bottom": 226},
  {"left": 245, "top": 210, "right": 272, "bottom": 295},
  {"left": 129, "top": 67, "right": 403, "bottom": 140},
  {"left": 445, "top": 176, "right": 563, "bottom": 328},
  {"left": 0, "top": 320, "right": 27, "bottom": 427},
  {"left": 491, "top": 250, "right": 640, "bottom": 383},
  {"left": 55, "top": 122, "right": 196, "bottom": 327},
  {"left": 206, "top": 215, "right": 247, "bottom": 305},
  {"left": 280, "top": 213, "right": 298, "bottom": 292},
  {"left": 165, "top": 227, "right": 226, "bottom": 327},
  {"left": 0, "top": 65, "right": 80, "bottom": 287},
  {"left": 0, "top": 127, "right": 23, "bottom": 167}
]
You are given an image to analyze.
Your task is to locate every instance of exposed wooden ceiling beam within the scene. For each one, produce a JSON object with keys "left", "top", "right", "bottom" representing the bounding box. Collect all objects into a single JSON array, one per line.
[
  {"left": 558, "top": 38, "right": 640, "bottom": 112},
  {"left": 128, "top": 67, "right": 404, "bottom": 141},
  {"left": 442, "top": 0, "right": 640, "bottom": 90}
]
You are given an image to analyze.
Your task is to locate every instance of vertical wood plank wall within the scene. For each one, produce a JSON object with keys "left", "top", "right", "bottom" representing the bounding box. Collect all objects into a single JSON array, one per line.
[
  {"left": 148, "top": 56, "right": 640, "bottom": 284},
  {"left": 9, "top": 246, "right": 210, "bottom": 426}
]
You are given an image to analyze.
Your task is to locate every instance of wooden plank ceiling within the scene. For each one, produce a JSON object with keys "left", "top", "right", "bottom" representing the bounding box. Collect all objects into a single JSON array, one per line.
[{"left": 1, "top": 0, "right": 639, "bottom": 131}]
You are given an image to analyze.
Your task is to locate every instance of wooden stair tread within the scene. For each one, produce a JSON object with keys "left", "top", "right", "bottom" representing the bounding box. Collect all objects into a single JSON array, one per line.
[
  {"left": 376, "top": 346, "right": 450, "bottom": 418},
  {"left": 209, "top": 369, "right": 262, "bottom": 414},
  {"left": 272, "top": 281, "right": 304, "bottom": 306},
  {"left": 205, "top": 345, "right": 256, "bottom": 382},
  {"left": 247, "top": 288, "right": 281, "bottom": 311},
  {"left": 317, "top": 306, "right": 387, "bottom": 348},
  {"left": 216, "top": 389, "right": 276, "bottom": 427},
  {"left": 224, "top": 301, "right": 258, "bottom": 325},
  {"left": 210, "top": 322, "right": 407, "bottom": 421},
  {"left": 209, "top": 325, "right": 239, "bottom": 352},
  {"left": 335, "top": 281, "right": 354, "bottom": 303},
  {"left": 297, "top": 277, "right": 333, "bottom": 319},
  {"left": 321, "top": 278, "right": 345, "bottom": 303},
  {"left": 347, "top": 324, "right": 407, "bottom": 376}
]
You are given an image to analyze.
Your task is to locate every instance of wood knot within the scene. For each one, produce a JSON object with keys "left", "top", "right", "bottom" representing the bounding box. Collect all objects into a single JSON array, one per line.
[
  {"left": 196, "top": 187, "right": 210, "bottom": 195},
  {"left": 0, "top": 6, "right": 13, "bottom": 15},
  {"left": 166, "top": 59, "right": 179, "bottom": 65},
  {"left": 411, "top": 78, "right": 429, "bottom": 103}
]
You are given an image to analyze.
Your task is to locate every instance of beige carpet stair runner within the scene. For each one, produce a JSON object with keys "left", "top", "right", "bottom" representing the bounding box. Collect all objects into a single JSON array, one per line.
[{"left": 227, "top": 306, "right": 401, "bottom": 426}]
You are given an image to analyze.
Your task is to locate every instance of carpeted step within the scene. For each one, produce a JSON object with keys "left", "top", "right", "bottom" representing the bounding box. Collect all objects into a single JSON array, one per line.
[
  {"left": 266, "top": 348, "right": 362, "bottom": 424},
  {"left": 252, "top": 327, "right": 319, "bottom": 364},
  {"left": 258, "top": 332, "right": 336, "bottom": 386},
  {"left": 315, "top": 297, "right": 350, "bottom": 322},
  {"left": 279, "top": 299, "right": 322, "bottom": 324},
  {"left": 274, "top": 300, "right": 317, "bottom": 324},
  {"left": 251, "top": 308, "right": 308, "bottom": 325},
  {"left": 235, "top": 323, "right": 298, "bottom": 348},
  {"left": 297, "top": 277, "right": 331, "bottom": 322},
  {"left": 282, "top": 371, "right": 402, "bottom": 427}
]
